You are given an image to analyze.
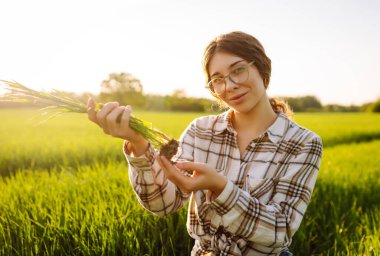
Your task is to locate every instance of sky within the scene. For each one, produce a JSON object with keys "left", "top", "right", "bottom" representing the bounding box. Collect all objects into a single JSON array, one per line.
[{"left": 0, "top": 0, "right": 379, "bottom": 105}]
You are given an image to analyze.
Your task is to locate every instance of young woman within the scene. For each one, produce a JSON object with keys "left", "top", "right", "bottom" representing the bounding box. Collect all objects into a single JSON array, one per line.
[{"left": 87, "top": 31, "right": 323, "bottom": 255}]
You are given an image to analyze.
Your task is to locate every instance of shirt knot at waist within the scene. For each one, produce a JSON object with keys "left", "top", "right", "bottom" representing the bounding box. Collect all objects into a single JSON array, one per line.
[{"left": 209, "top": 226, "right": 246, "bottom": 255}]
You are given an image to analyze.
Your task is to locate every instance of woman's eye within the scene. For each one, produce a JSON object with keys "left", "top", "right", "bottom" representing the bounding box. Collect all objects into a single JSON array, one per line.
[
  {"left": 232, "top": 66, "right": 246, "bottom": 74},
  {"left": 212, "top": 78, "right": 223, "bottom": 84}
]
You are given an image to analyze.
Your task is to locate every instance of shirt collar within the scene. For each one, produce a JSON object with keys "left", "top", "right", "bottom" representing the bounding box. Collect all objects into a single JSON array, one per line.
[
  {"left": 265, "top": 111, "right": 290, "bottom": 144},
  {"left": 213, "top": 109, "right": 290, "bottom": 144},
  {"left": 213, "top": 109, "right": 234, "bottom": 135}
]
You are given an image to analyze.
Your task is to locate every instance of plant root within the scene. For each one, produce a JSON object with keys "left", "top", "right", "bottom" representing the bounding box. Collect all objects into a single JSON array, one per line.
[{"left": 159, "top": 139, "right": 179, "bottom": 162}]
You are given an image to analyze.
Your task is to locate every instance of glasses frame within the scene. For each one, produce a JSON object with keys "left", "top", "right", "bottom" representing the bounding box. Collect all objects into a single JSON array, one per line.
[{"left": 206, "top": 60, "right": 255, "bottom": 95}]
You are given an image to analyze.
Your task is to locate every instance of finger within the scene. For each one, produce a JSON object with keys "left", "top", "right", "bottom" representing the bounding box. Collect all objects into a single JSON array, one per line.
[
  {"left": 175, "top": 161, "right": 209, "bottom": 174},
  {"left": 120, "top": 105, "right": 132, "bottom": 131},
  {"left": 96, "top": 102, "right": 119, "bottom": 129},
  {"left": 107, "top": 106, "right": 125, "bottom": 135},
  {"left": 87, "top": 97, "right": 98, "bottom": 124},
  {"left": 156, "top": 155, "right": 173, "bottom": 177},
  {"left": 159, "top": 156, "right": 191, "bottom": 186}
]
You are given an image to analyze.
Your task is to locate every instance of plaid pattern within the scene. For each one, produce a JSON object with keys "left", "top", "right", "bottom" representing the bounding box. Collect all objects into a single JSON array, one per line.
[{"left": 124, "top": 110, "right": 323, "bottom": 255}]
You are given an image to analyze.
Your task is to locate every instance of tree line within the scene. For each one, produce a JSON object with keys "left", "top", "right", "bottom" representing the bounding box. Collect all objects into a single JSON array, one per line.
[
  {"left": 93, "top": 72, "right": 380, "bottom": 113},
  {"left": 1, "top": 72, "right": 379, "bottom": 112}
]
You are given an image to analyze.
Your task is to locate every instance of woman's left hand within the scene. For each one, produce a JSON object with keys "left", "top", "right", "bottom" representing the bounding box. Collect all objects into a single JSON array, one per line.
[{"left": 156, "top": 156, "right": 227, "bottom": 196}]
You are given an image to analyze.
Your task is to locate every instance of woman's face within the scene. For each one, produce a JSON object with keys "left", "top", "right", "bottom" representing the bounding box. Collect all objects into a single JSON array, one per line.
[{"left": 208, "top": 51, "right": 267, "bottom": 114}]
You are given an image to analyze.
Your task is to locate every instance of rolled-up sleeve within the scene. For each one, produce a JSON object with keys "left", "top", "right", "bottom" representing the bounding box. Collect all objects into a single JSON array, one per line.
[
  {"left": 124, "top": 121, "right": 197, "bottom": 217},
  {"left": 124, "top": 142, "right": 181, "bottom": 217}
]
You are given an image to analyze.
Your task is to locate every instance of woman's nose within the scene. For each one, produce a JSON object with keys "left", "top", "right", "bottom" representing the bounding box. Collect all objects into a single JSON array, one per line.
[{"left": 225, "top": 77, "right": 238, "bottom": 92}]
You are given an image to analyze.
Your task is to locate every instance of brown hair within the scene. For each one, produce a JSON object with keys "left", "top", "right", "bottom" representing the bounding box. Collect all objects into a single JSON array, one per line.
[{"left": 202, "top": 31, "right": 293, "bottom": 118}]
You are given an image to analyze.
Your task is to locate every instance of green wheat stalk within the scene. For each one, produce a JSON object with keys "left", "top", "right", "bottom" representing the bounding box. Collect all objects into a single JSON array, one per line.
[{"left": 0, "top": 80, "right": 172, "bottom": 150}]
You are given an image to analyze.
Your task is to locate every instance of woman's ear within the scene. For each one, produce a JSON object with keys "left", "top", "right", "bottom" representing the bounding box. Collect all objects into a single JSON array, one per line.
[{"left": 263, "top": 77, "right": 268, "bottom": 88}]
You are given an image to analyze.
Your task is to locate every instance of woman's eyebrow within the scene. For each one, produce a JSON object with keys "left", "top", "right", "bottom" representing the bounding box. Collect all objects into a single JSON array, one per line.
[{"left": 210, "top": 60, "right": 246, "bottom": 77}]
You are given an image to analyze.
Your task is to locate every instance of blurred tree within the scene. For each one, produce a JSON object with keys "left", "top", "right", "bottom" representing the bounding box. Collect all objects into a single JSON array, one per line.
[
  {"left": 323, "top": 104, "right": 360, "bottom": 112},
  {"left": 144, "top": 94, "right": 168, "bottom": 111},
  {"left": 166, "top": 89, "right": 204, "bottom": 112},
  {"left": 154, "top": 89, "right": 217, "bottom": 112},
  {"left": 285, "top": 95, "right": 322, "bottom": 112},
  {"left": 369, "top": 99, "right": 380, "bottom": 112},
  {"left": 98, "top": 72, "right": 146, "bottom": 108},
  {"left": 361, "top": 102, "right": 373, "bottom": 112},
  {"left": 172, "top": 89, "right": 186, "bottom": 98}
]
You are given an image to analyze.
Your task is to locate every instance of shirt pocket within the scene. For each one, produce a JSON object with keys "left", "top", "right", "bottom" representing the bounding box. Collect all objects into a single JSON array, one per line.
[{"left": 246, "top": 176, "right": 276, "bottom": 204}]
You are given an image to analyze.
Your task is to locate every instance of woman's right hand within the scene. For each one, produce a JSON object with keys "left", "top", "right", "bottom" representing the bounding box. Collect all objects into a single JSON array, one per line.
[{"left": 87, "top": 98, "right": 148, "bottom": 154}]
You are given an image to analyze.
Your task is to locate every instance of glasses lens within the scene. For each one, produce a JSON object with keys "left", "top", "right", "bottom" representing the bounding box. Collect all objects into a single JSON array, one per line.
[
  {"left": 209, "top": 78, "right": 224, "bottom": 94},
  {"left": 207, "top": 83, "right": 215, "bottom": 93},
  {"left": 207, "top": 62, "right": 252, "bottom": 95},
  {"left": 229, "top": 65, "right": 248, "bottom": 84}
]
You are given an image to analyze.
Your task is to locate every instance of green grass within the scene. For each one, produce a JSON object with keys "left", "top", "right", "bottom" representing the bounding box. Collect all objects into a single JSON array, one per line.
[
  {"left": 0, "top": 163, "right": 192, "bottom": 255},
  {"left": 0, "top": 109, "right": 379, "bottom": 255},
  {"left": 0, "top": 109, "right": 202, "bottom": 176},
  {"left": 291, "top": 140, "right": 380, "bottom": 255},
  {"left": 2, "top": 110, "right": 380, "bottom": 176},
  {"left": 293, "top": 112, "right": 380, "bottom": 147}
]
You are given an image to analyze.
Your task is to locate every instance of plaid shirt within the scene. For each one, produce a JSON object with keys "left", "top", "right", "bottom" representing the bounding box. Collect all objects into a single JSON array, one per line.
[{"left": 124, "top": 110, "right": 323, "bottom": 255}]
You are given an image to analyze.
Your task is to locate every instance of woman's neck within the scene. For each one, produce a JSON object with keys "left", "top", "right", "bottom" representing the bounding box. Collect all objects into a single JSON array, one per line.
[{"left": 232, "top": 95, "right": 277, "bottom": 136}]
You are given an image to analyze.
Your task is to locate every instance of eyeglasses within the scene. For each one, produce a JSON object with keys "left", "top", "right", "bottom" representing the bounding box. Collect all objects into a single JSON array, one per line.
[{"left": 206, "top": 61, "right": 255, "bottom": 95}]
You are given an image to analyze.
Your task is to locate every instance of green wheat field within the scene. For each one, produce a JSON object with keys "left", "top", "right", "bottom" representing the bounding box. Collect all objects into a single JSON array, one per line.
[{"left": 0, "top": 109, "right": 379, "bottom": 255}]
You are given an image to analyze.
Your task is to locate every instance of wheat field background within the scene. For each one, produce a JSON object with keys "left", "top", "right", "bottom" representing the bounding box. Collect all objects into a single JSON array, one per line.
[{"left": 0, "top": 109, "right": 379, "bottom": 255}]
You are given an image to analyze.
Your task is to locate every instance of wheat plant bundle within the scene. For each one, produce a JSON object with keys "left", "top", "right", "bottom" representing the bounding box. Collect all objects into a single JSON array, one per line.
[{"left": 0, "top": 80, "right": 179, "bottom": 160}]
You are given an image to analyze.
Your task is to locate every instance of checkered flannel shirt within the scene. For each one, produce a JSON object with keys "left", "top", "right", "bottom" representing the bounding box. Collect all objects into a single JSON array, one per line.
[{"left": 124, "top": 110, "right": 323, "bottom": 255}]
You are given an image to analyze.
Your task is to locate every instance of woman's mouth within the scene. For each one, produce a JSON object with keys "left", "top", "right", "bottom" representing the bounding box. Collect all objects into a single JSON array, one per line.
[{"left": 229, "top": 92, "right": 247, "bottom": 103}]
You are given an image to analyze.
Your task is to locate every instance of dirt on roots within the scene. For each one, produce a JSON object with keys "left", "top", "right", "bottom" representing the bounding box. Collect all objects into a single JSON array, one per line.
[{"left": 159, "top": 139, "right": 179, "bottom": 162}]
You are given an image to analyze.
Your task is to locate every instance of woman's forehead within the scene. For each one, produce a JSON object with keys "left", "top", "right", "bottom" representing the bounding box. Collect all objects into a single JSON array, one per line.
[{"left": 209, "top": 52, "right": 245, "bottom": 75}]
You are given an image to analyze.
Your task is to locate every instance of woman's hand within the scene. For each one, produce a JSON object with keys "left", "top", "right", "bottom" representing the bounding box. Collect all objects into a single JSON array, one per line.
[
  {"left": 87, "top": 98, "right": 148, "bottom": 154},
  {"left": 156, "top": 156, "right": 227, "bottom": 196}
]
